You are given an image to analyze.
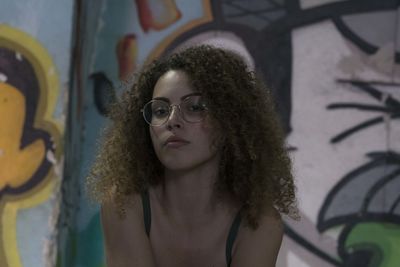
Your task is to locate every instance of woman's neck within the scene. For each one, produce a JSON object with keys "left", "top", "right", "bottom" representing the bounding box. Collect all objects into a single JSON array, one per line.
[{"left": 155, "top": 156, "right": 230, "bottom": 228}]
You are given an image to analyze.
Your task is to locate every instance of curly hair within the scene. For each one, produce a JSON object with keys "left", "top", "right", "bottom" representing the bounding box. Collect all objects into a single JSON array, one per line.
[{"left": 88, "top": 45, "right": 298, "bottom": 229}]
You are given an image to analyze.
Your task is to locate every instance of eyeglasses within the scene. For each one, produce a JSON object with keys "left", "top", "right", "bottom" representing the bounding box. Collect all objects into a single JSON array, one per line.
[{"left": 141, "top": 95, "right": 208, "bottom": 126}]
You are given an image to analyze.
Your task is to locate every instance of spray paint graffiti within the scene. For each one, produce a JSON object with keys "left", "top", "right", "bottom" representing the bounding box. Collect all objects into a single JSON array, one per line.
[
  {"left": 0, "top": 48, "right": 48, "bottom": 192},
  {"left": 117, "top": 0, "right": 182, "bottom": 80},
  {"left": 318, "top": 82, "right": 400, "bottom": 266},
  {"left": 135, "top": 0, "right": 181, "bottom": 32},
  {"left": 156, "top": 0, "right": 400, "bottom": 266},
  {"left": 0, "top": 24, "right": 62, "bottom": 267},
  {"left": 64, "top": 0, "right": 400, "bottom": 266}
]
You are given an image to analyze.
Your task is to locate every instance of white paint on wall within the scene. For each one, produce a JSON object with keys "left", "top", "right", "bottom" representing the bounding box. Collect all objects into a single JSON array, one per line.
[
  {"left": 286, "top": 18, "right": 400, "bottom": 266},
  {"left": 290, "top": 19, "right": 390, "bottom": 225},
  {"left": 17, "top": 199, "right": 53, "bottom": 267},
  {"left": 288, "top": 250, "right": 310, "bottom": 267},
  {"left": 15, "top": 52, "right": 23, "bottom": 61},
  {"left": 278, "top": 235, "right": 337, "bottom": 267},
  {"left": 0, "top": 73, "right": 8, "bottom": 83}
]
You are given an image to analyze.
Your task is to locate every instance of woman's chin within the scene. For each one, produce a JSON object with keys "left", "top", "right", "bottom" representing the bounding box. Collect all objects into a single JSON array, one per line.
[{"left": 162, "top": 161, "right": 193, "bottom": 172}]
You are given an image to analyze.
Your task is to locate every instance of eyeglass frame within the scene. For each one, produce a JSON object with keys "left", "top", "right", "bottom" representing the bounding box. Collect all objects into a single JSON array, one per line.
[{"left": 140, "top": 93, "right": 209, "bottom": 126}]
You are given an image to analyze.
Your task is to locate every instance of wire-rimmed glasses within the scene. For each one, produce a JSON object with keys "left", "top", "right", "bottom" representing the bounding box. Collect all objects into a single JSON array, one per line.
[{"left": 141, "top": 94, "right": 208, "bottom": 126}]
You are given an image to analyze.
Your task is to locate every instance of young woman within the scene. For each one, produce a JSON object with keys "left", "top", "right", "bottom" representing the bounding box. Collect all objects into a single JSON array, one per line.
[{"left": 88, "top": 45, "right": 297, "bottom": 267}]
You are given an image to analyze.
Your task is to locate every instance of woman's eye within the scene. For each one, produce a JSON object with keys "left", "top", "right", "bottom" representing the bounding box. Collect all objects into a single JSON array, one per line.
[
  {"left": 153, "top": 107, "right": 169, "bottom": 117},
  {"left": 188, "top": 104, "right": 205, "bottom": 112}
]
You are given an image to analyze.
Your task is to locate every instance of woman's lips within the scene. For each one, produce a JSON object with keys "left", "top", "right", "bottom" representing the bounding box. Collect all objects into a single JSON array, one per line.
[
  {"left": 164, "top": 140, "right": 189, "bottom": 148},
  {"left": 164, "top": 136, "right": 190, "bottom": 148}
]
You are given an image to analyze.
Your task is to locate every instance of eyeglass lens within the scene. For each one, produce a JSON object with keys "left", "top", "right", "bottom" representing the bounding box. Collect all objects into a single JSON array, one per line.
[{"left": 143, "top": 96, "right": 207, "bottom": 126}]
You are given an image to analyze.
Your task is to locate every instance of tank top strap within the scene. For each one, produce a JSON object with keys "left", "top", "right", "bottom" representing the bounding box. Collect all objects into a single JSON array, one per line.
[
  {"left": 141, "top": 190, "right": 151, "bottom": 237},
  {"left": 225, "top": 209, "right": 242, "bottom": 267}
]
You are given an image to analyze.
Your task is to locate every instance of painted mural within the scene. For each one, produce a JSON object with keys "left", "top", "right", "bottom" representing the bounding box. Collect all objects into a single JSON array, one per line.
[
  {"left": 160, "top": 1, "right": 400, "bottom": 266},
  {"left": 0, "top": 25, "right": 62, "bottom": 267},
  {"left": 65, "top": 0, "right": 400, "bottom": 266}
]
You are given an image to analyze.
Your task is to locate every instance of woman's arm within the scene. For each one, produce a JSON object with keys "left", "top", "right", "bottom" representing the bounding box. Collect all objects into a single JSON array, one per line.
[
  {"left": 230, "top": 209, "right": 284, "bottom": 267},
  {"left": 101, "top": 194, "right": 157, "bottom": 267}
]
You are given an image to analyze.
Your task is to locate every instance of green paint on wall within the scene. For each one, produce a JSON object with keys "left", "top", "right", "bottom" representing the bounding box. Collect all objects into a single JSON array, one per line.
[{"left": 344, "top": 222, "right": 400, "bottom": 267}]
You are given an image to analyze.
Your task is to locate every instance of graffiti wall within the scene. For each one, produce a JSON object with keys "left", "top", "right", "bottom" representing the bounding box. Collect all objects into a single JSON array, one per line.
[
  {"left": 61, "top": 0, "right": 400, "bottom": 266},
  {"left": 0, "top": 1, "right": 73, "bottom": 267}
]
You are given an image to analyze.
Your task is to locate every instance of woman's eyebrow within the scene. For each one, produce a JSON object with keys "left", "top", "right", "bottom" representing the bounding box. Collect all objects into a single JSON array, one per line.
[
  {"left": 152, "top": 96, "right": 170, "bottom": 102},
  {"left": 152, "top": 92, "right": 201, "bottom": 102},
  {"left": 181, "top": 92, "right": 201, "bottom": 100}
]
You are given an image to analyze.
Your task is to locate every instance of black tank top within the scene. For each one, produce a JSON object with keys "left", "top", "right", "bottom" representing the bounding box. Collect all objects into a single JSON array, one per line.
[{"left": 141, "top": 191, "right": 242, "bottom": 267}]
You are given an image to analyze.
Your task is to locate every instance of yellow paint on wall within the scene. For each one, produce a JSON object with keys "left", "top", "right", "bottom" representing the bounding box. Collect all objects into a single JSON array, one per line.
[
  {"left": 0, "top": 24, "right": 62, "bottom": 133},
  {"left": 146, "top": 0, "right": 213, "bottom": 63},
  {"left": 0, "top": 83, "right": 46, "bottom": 190},
  {"left": 0, "top": 25, "right": 62, "bottom": 267}
]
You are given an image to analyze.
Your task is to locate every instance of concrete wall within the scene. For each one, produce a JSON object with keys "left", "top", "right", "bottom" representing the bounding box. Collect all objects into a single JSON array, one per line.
[
  {"left": 0, "top": 1, "right": 74, "bottom": 267},
  {"left": 2, "top": 1, "right": 398, "bottom": 267},
  {"left": 62, "top": 1, "right": 400, "bottom": 267}
]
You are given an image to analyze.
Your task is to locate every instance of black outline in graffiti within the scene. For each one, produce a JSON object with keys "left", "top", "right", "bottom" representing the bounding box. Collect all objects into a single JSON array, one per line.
[
  {"left": 328, "top": 81, "right": 400, "bottom": 144},
  {"left": 0, "top": 47, "right": 53, "bottom": 198},
  {"left": 161, "top": 0, "right": 400, "bottom": 265},
  {"left": 318, "top": 151, "right": 400, "bottom": 232},
  {"left": 319, "top": 79, "right": 400, "bottom": 266},
  {"left": 333, "top": 17, "right": 400, "bottom": 63}
]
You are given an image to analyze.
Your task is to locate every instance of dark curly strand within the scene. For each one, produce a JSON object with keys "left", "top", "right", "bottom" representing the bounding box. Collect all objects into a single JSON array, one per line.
[{"left": 87, "top": 45, "right": 298, "bottom": 229}]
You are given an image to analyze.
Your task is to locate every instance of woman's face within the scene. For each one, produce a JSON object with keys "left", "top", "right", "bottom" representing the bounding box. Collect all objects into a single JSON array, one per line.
[{"left": 149, "top": 69, "right": 220, "bottom": 172}]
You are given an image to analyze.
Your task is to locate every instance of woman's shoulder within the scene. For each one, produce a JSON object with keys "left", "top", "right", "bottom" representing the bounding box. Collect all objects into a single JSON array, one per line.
[
  {"left": 100, "top": 191, "right": 145, "bottom": 228},
  {"left": 100, "top": 191, "right": 157, "bottom": 267},
  {"left": 231, "top": 207, "right": 283, "bottom": 267},
  {"left": 238, "top": 206, "right": 283, "bottom": 240},
  {"left": 100, "top": 192, "right": 149, "bottom": 254}
]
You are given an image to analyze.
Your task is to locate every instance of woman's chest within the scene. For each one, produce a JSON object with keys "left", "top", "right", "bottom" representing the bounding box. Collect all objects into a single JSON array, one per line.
[{"left": 149, "top": 216, "right": 229, "bottom": 267}]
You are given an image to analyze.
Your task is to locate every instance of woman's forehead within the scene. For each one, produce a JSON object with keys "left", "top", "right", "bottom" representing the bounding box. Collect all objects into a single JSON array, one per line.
[{"left": 152, "top": 70, "right": 195, "bottom": 99}]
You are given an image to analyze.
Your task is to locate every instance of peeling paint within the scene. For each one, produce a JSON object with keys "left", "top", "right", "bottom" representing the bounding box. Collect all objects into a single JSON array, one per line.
[
  {"left": 368, "top": 43, "right": 395, "bottom": 75},
  {"left": 0, "top": 72, "right": 8, "bottom": 82},
  {"left": 15, "top": 52, "right": 22, "bottom": 61},
  {"left": 46, "top": 150, "right": 63, "bottom": 178},
  {"left": 43, "top": 160, "right": 63, "bottom": 267}
]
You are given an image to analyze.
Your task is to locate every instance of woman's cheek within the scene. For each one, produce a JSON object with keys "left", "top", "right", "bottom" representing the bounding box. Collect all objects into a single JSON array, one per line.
[{"left": 149, "top": 126, "right": 160, "bottom": 150}]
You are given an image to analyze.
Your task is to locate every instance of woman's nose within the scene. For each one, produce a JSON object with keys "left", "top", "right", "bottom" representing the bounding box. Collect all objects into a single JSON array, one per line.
[{"left": 166, "top": 105, "right": 183, "bottom": 129}]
